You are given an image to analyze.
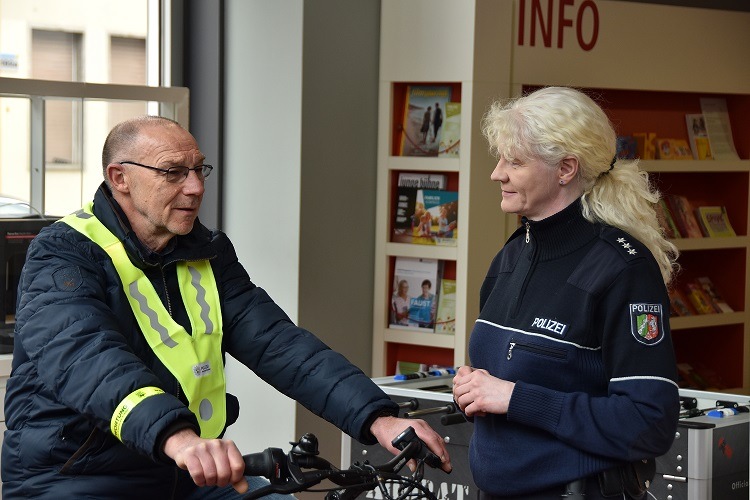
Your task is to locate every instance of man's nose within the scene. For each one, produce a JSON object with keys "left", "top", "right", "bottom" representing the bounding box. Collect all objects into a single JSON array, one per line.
[{"left": 183, "top": 169, "right": 205, "bottom": 193}]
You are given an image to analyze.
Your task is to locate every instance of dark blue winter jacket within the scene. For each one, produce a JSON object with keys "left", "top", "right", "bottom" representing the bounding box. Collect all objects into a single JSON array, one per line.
[{"left": 1, "top": 184, "right": 397, "bottom": 498}]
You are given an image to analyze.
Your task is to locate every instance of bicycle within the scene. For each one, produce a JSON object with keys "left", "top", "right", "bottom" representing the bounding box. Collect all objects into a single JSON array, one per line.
[{"left": 241, "top": 425, "right": 446, "bottom": 500}]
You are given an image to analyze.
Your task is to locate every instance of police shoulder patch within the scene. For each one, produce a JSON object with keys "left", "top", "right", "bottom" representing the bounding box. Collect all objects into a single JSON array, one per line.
[{"left": 629, "top": 303, "right": 664, "bottom": 346}]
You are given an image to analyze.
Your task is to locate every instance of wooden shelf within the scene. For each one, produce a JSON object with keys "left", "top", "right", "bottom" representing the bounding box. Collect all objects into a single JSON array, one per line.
[
  {"left": 670, "top": 312, "right": 746, "bottom": 330},
  {"left": 383, "top": 328, "right": 456, "bottom": 349},
  {"left": 671, "top": 236, "right": 749, "bottom": 251},
  {"left": 640, "top": 159, "right": 750, "bottom": 173},
  {"left": 387, "top": 156, "right": 460, "bottom": 173},
  {"left": 384, "top": 242, "right": 458, "bottom": 260}
]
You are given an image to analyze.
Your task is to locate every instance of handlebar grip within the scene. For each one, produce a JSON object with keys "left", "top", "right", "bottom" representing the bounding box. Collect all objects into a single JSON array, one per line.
[
  {"left": 243, "top": 448, "right": 286, "bottom": 481},
  {"left": 392, "top": 426, "right": 442, "bottom": 469},
  {"left": 441, "top": 412, "right": 468, "bottom": 426}
]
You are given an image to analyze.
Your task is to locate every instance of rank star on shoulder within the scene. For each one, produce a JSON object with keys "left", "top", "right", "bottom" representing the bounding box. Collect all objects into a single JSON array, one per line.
[{"left": 617, "top": 238, "right": 625, "bottom": 243}]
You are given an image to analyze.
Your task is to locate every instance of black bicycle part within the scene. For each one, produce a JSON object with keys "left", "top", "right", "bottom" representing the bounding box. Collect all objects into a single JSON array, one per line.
[
  {"left": 241, "top": 426, "right": 442, "bottom": 500},
  {"left": 391, "top": 426, "right": 442, "bottom": 469}
]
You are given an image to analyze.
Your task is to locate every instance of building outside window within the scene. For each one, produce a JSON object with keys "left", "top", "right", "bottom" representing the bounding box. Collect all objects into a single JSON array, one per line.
[{"left": 0, "top": 0, "right": 161, "bottom": 217}]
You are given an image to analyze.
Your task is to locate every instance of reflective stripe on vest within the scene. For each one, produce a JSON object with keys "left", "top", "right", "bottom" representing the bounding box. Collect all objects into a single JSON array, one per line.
[{"left": 62, "top": 202, "right": 226, "bottom": 439}]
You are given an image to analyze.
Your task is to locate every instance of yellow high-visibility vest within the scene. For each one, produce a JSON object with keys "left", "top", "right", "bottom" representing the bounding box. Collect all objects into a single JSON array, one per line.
[{"left": 62, "top": 202, "right": 226, "bottom": 440}]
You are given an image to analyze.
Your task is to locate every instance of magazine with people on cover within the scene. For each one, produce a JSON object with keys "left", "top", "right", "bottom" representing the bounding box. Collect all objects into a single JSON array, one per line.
[
  {"left": 391, "top": 172, "right": 448, "bottom": 244},
  {"left": 389, "top": 257, "right": 441, "bottom": 332},
  {"left": 399, "top": 85, "right": 452, "bottom": 157}
]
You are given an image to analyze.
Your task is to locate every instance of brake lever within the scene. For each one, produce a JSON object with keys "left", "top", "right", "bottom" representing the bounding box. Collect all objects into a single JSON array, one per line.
[
  {"left": 391, "top": 426, "right": 442, "bottom": 469},
  {"left": 375, "top": 440, "right": 419, "bottom": 474}
]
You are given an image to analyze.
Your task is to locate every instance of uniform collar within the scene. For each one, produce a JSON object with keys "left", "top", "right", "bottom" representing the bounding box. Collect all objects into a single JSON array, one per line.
[{"left": 521, "top": 199, "right": 599, "bottom": 261}]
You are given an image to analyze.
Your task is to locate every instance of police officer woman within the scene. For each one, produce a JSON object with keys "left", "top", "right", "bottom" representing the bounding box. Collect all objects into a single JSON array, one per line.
[{"left": 452, "top": 87, "right": 680, "bottom": 499}]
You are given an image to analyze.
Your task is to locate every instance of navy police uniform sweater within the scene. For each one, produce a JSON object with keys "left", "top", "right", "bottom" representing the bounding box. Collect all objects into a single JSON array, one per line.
[{"left": 468, "top": 199, "right": 679, "bottom": 496}]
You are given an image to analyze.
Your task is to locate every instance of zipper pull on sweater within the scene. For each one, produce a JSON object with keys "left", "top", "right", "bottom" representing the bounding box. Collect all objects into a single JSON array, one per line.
[{"left": 525, "top": 222, "right": 530, "bottom": 243}]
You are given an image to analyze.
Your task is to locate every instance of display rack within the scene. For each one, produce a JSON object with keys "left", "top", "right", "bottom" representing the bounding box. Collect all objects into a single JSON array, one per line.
[
  {"left": 373, "top": 0, "right": 750, "bottom": 392},
  {"left": 583, "top": 87, "right": 750, "bottom": 391},
  {"left": 372, "top": 0, "right": 514, "bottom": 376}
]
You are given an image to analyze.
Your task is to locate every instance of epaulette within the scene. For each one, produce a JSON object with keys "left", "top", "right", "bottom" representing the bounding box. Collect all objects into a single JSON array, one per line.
[{"left": 599, "top": 227, "right": 646, "bottom": 263}]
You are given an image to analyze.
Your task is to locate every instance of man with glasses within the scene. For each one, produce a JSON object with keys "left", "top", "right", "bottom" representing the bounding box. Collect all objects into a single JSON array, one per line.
[{"left": 1, "top": 116, "right": 451, "bottom": 499}]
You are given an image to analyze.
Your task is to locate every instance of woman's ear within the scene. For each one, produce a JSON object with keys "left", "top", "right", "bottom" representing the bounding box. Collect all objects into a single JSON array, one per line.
[{"left": 559, "top": 156, "right": 579, "bottom": 184}]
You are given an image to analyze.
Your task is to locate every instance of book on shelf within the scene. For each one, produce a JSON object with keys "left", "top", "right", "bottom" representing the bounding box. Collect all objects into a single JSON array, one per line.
[
  {"left": 615, "top": 136, "right": 637, "bottom": 159},
  {"left": 677, "top": 363, "right": 710, "bottom": 390},
  {"left": 655, "top": 198, "right": 682, "bottom": 239},
  {"left": 396, "top": 172, "right": 448, "bottom": 190},
  {"left": 668, "top": 287, "right": 694, "bottom": 317},
  {"left": 685, "top": 281, "right": 717, "bottom": 315},
  {"left": 434, "top": 278, "right": 456, "bottom": 334},
  {"left": 695, "top": 206, "right": 736, "bottom": 237},
  {"left": 633, "top": 132, "right": 657, "bottom": 160},
  {"left": 655, "top": 138, "right": 693, "bottom": 160},
  {"left": 685, "top": 113, "right": 713, "bottom": 160},
  {"left": 696, "top": 276, "right": 733, "bottom": 313},
  {"left": 666, "top": 195, "right": 703, "bottom": 238},
  {"left": 413, "top": 189, "right": 458, "bottom": 247},
  {"left": 677, "top": 362, "right": 726, "bottom": 390},
  {"left": 438, "top": 102, "right": 460, "bottom": 158},
  {"left": 392, "top": 173, "right": 447, "bottom": 244},
  {"left": 394, "top": 360, "right": 429, "bottom": 375},
  {"left": 399, "top": 85, "right": 453, "bottom": 157},
  {"left": 699, "top": 97, "right": 740, "bottom": 161},
  {"left": 390, "top": 257, "right": 442, "bottom": 332}
]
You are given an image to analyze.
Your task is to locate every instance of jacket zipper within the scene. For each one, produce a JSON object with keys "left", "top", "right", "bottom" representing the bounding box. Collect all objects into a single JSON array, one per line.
[
  {"left": 512, "top": 221, "right": 537, "bottom": 317},
  {"left": 160, "top": 266, "right": 181, "bottom": 402},
  {"left": 161, "top": 266, "right": 173, "bottom": 318},
  {"left": 507, "top": 339, "right": 566, "bottom": 361},
  {"left": 59, "top": 427, "right": 100, "bottom": 474}
]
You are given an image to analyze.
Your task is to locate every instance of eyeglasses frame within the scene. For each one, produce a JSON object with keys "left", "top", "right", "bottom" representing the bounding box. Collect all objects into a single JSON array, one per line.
[{"left": 117, "top": 161, "right": 213, "bottom": 182}]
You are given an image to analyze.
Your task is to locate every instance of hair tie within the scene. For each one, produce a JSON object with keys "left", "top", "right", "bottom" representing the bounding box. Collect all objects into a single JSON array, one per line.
[{"left": 598, "top": 155, "right": 617, "bottom": 179}]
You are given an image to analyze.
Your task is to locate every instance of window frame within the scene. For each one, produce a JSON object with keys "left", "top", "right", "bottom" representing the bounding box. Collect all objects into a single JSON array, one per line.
[{"left": 0, "top": 77, "right": 188, "bottom": 215}]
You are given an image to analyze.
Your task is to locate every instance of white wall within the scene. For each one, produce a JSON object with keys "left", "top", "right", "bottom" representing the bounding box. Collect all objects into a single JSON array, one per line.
[
  {"left": 295, "top": 0, "right": 381, "bottom": 470},
  {"left": 223, "top": 0, "right": 303, "bottom": 452},
  {"left": 221, "top": 1, "right": 382, "bottom": 468}
]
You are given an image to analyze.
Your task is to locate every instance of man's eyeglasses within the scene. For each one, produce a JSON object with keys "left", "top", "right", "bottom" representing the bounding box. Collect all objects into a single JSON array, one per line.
[{"left": 118, "top": 161, "right": 213, "bottom": 183}]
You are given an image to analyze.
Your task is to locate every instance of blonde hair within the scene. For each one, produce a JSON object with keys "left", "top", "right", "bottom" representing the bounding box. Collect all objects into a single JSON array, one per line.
[{"left": 482, "top": 86, "right": 678, "bottom": 284}]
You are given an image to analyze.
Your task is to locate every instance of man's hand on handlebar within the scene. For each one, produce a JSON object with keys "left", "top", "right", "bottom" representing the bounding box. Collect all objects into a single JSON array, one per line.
[
  {"left": 163, "top": 428, "right": 249, "bottom": 494},
  {"left": 369, "top": 415, "right": 452, "bottom": 473}
]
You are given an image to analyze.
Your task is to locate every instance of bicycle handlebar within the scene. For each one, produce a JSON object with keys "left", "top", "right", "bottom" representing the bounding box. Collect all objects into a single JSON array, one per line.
[{"left": 241, "top": 426, "right": 444, "bottom": 499}]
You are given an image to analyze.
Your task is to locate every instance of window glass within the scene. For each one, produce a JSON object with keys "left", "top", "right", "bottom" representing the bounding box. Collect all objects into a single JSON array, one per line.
[
  {"left": 32, "top": 30, "right": 82, "bottom": 168},
  {"left": 43, "top": 99, "right": 151, "bottom": 217},
  {"left": 0, "top": 97, "right": 31, "bottom": 212},
  {"left": 0, "top": 1, "right": 149, "bottom": 84},
  {"left": 108, "top": 35, "right": 148, "bottom": 131},
  {"left": 0, "top": 0, "right": 152, "bottom": 217}
]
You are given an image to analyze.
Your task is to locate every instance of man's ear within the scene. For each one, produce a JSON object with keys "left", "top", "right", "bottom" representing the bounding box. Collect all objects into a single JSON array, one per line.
[
  {"left": 106, "top": 163, "right": 130, "bottom": 194},
  {"left": 559, "top": 156, "right": 579, "bottom": 184}
]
